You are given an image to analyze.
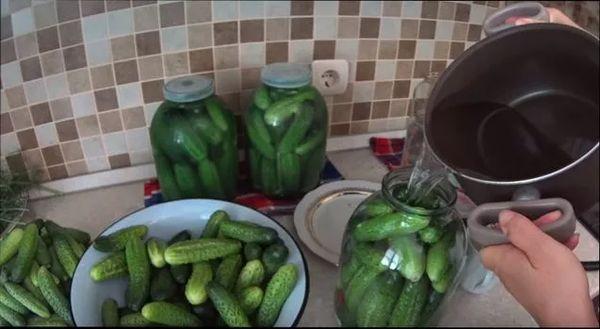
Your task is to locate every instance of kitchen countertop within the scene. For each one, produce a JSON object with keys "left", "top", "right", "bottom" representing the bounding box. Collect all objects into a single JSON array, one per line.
[{"left": 29, "top": 147, "right": 599, "bottom": 327}]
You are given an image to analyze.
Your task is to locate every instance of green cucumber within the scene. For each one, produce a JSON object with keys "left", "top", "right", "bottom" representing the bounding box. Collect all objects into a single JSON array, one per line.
[
  {"left": 94, "top": 225, "right": 148, "bottom": 253},
  {"left": 253, "top": 86, "right": 271, "bottom": 110},
  {"left": 189, "top": 110, "right": 224, "bottom": 146},
  {"left": 256, "top": 264, "right": 298, "bottom": 327},
  {"left": 0, "top": 284, "right": 29, "bottom": 314},
  {"left": 235, "top": 260, "right": 265, "bottom": 293},
  {"left": 219, "top": 220, "right": 277, "bottom": 244},
  {"left": 299, "top": 143, "right": 325, "bottom": 193},
  {"left": 26, "top": 314, "right": 67, "bottom": 326},
  {"left": 101, "top": 298, "right": 120, "bottom": 327},
  {"left": 120, "top": 312, "right": 154, "bottom": 326},
  {"left": 247, "top": 108, "right": 276, "bottom": 159},
  {"left": 90, "top": 252, "right": 128, "bottom": 282},
  {"left": 262, "top": 243, "right": 289, "bottom": 275},
  {"left": 173, "top": 162, "right": 204, "bottom": 198},
  {"left": 264, "top": 89, "right": 317, "bottom": 126},
  {"left": 295, "top": 129, "right": 326, "bottom": 156},
  {"left": 238, "top": 286, "right": 263, "bottom": 315},
  {"left": 207, "top": 281, "right": 251, "bottom": 327},
  {"left": 37, "top": 267, "right": 73, "bottom": 325},
  {"left": 198, "top": 158, "right": 226, "bottom": 199},
  {"left": 0, "top": 228, "right": 24, "bottom": 266},
  {"left": 344, "top": 265, "right": 385, "bottom": 314},
  {"left": 278, "top": 104, "right": 314, "bottom": 153},
  {"left": 356, "top": 270, "right": 403, "bottom": 327},
  {"left": 388, "top": 276, "right": 429, "bottom": 326},
  {"left": 205, "top": 97, "right": 230, "bottom": 132},
  {"left": 418, "top": 290, "right": 445, "bottom": 326},
  {"left": 165, "top": 238, "right": 242, "bottom": 265},
  {"left": 277, "top": 152, "right": 301, "bottom": 194},
  {"left": 23, "top": 276, "right": 46, "bottom": 305},
  {"left": 354, "top": 242, "right": 388, "bottom": 271},
  {"left": 10, "top": 223, "right": 39, "bottom": 283},
  {"left": 125, "top": 238, "right": 150, "bottom": 312},
  {"left": 0, "top": 303, "right": 25, "bottom": 326},
  {"left": 169, "top": 114, "right": 210, "bottom": 162},
  {"left": 146, "top": 238, "right": 167, "bottom": 268},
  {"left": 185, "top": 262, "right": 212, "bottom": 305},
  {"left": 339, "top": 255, "right": 361, "bottom": 289},
  {"left": 248, "top": 148, "right": 263, "bottom": 189},
  {"left": 64, "top": 234, "right": 85, "bottom": 259},
  {"left": 35, "top": 236, "right": 52, "bottom": 266},
  {"left": 151, "top": 267, "right": 178, "bottom": 301},
  {"left": 261, "top": 157, "right": 281, "bottom": 196},
  {"left": 426, "top": 228, "right": 456, "bottom": 283},
  {"left": 215, "top": 140, "right": 238, "bottom": 200},
  {"left": 43, "top": 221, "right": 91, "bottom": 245},
  {"left": 202, "top": 211, "right": 230, "bottom": 239},
  {"left": 168, "top": 231, "right": 192, "bottom": 284},
  {"left": 362, "top": 198, "right": 394, "bottom": 218},
  {"left": 141, "top": 301, "right": 202, "bottom": 327},
  {"left": 215, "top": 254, "right": 243, "bottom": 291},
  {"left": 419, "top": 224, "right": 443, "bottom": 244},
  {"left": 153, "top": 149, "right": 182, "bottom": 201},
  {"left": 243, "top": 243, "right": 262, "bottom": 261},
  {"left": 353, "top": 211, "right": 430, "bottom": 242},
  {"left": 389, "top": 234, "right": 426, "bottom": 282},
  {"left": 432, "top": 265, "right": 454, "bottom": 293},
  {"left": 52, "top": 234, "right": 79, "bottom": 278},
  {"left": 4, "top": 282, "right": 50, "bottom": 317}
]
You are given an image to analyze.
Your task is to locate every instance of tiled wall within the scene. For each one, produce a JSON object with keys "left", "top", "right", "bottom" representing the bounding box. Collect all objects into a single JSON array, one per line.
[{"left": 0, "top": 0, "right": 594, "bottom": 183}]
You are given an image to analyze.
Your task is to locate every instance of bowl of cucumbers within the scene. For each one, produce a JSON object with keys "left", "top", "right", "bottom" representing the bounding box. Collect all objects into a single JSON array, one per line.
[{"left": 70, "top": 199, "right": 309, "bottom": 327}]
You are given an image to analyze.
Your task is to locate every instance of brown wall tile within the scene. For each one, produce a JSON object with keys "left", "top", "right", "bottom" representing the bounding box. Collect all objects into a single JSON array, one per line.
[
  {"left": 142, "top": 79, "right": 164, "bottom": 104},
  {"left": 438, "top": 2, "right": 455, "bottom": 20},
  {"left": 61, "top": 140, "right": 84, "bottom": 161},
  {"left": 382, "top": 1, "right": 402, "bottom": 17},
  {"left": 241, "top": 68, "right": 261, "bottom": 90},
  {"left": 189, "top": 49, "right": 213, "bottom": 72},
  {"left": 91, "top": 65, "right": 115, "bottom": 89},
  {"left": 467, "top": 24, "right": 482, "bottom": 42},
  {"left": 431, "top": 60, "right": 447, "bottom": 74},
  {"left": 67, "top": 69, "right": 91, "bottom": 94},
  {"left": 266, "top": 18, "right": 289, "bottom": 41},
  {"left": 330, "top": 123, "right": 349, "bottom": 136},
  {"left": 6, "top": 154, "right": 27, "bottom": 174},
  {"left": 401, "top": 19, "right": 419, "bottom": 39},
  {"left": 422, "top": 1, "right": 439, "bottom": 19},
  {"left": 99, "top": 110, "right": 123, "bottom": 133},
  {"left": 395, "top": 60, "right": 413, "bottom": 79},
  {"left": 76, "top": 115, "right": 100, "bottom": 137},
  {"left": 214, "top": 22, "right": 238, "bottom": 46},
  {"left": 453, "top": 22, "right": 468, "bottom": 40},
  {"left": 56, "top": 0, "right": 80, "bottom": 23},
  {"left": 111, "top": 36, "right": 136, "bottom": 61},
  {"left": 352, "top": 102, "right": 371, "bottom": 120},
  {"left": 160, "top": 1, "right": 185, "bottom": 27},
  {"left": 186, "top": 1, "right": 211, "bottom": 24},
  {"left": 419, "top": 20, "right": 436, "bottom": 39},
  {"left": 10, "top": 107, "right": 33, "bottom": 130},
  {"left": 360, "top": 18, "right": 380, "bottom": 38},
  {"left": 122, "top": 106, "right": 146, "bottom": 129},
  {"left": 372, "top": 100, "right": 390, "bottom": 118},
  {"left": 114, "top": 60, "right": 139, "bottom": 85},
  {"left": 138, "top": 55, "right": 163, "bottom": 80},
  {"left": 390, "top": 99, "right": 408, "bottom": 117},
  {"left": 339, "top": 1, "right": 360, "bottom": 15},
  {"left": 15, "top": 33, "right": 38, "bottom": 59},
  {"left": 22, "top": 149, "right": 45, "bottom": 171},
  {"left": 397, "top": 40, "right": 416, "bottom": 59},
  {"left": 266, "top": 42, "right": 288, "bottom": 64},
  {"left": 291, "top": 18, "right": 313, "bottom": 40},
  {"left": 1, "top": 16, "right": 12, "bottom": 41},
  {"left": 1, "top": 113, "right": 14, "bottom": 134},
  {"left": 214, "top": 46, "right": 239, "bottom": 70},
  {"left": 188, "top": 24, "right": 212, "bottom": 49},
  {"left": 413, "top": 60, "right": 431, "bottom": 78},
  {"left": 135, "top": 31, "right": 161, "bottom": 56},
  {"left": 332, "top": 104, "right": 352, "bottom": 123},
  {"left": 109, "top": 154, "right": 131, "bottom": 169},
  {"left": 6, "top": 86, "right": 27, "bottom": 109},
  {"left": 37, "top": 26, "right": 60, "bottom": 53},
  {"left": 313, "top": 40, "right": 335, "bottom": 60},
  {"left": 50, "top": 98, "right": 73, "bottom": 121},
  {"left": 20, "top": 56, "right": 42, "bottom": 81},
  {"left": 48, "top": 164, "right": 68, "bottom": 180},
  {"left": 106, "top": 0, "right": 131, "bottom": 11},
  {"left": 1, "top": 39, "right": 16, "bottom": 64},
  {"left": 350, "top": 121, "right": 369, "bottom": 134},
  {"left": 30, "top": 102, "right": 52, "bottom": 126},
  {"left": 455, "top": 3, "right": 471, "bottom": 22},
  {"left": 40, "top": 50, "right": 65, "bottom": 76},
  {"left": 374, "top": 81, "right": 393, "bottom": 100},
  {"left": 449, "top": 42, "right": 465, "bottom": 59},
  {"left": 291, "top": 1, "right": 314, "bottom": 15},
  {"left": 94, "top": 88, "right": 119, "bottom": 112},
  {"left": 59, "top": 21, "right": 83, "bottom": 48},
  {"left": 378, "top": 40, "right": 398, "bottom": 59},
  {"left": 42, "top": 145, "right": 64, "bottom": 166},
  {"left": 66, "top": 160, "right": 88, "bottom": 176},
  {"left": 164, "top": 52, "right": 190, "bottom": 76},
  {"left": 337, "top": 17, "right": 359, "bottom": 39},
  {"left": 81, "top": 0, "right": 105, "bottom": 17},
  {"left": 134, "top": 5, "right": 159, "bottom": 32},
  {"left": 434, "top": 41, "right": 450, "bottom": 59},
  {"left": 355, "top": 61, "right": 375, "bottom": 81},
  {"left": 55, "top": 119, "right": 78, "bottom": 142},
  {"left": 393, "top": 80, "right": 410, "bottom": 98},
  {"left": 358, "top": 39, "right": 378, "bottom": 60},
  {"left": 63, "top": 45, "right": 87, "bottom": 71},
  {"left": 240, "top": 20, "right": 264, "bottom": 43}
]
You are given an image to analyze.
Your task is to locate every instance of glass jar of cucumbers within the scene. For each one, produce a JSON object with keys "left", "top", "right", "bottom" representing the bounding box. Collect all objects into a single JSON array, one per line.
[
  {"left": 150, "top": 76, "right": 238, "bottom": 201},
  {"left": 245, "top": 63, "right": 328, "bottom": 198},
  {"left": 335, "top": 167, "right": 468, "bottom": 327}
]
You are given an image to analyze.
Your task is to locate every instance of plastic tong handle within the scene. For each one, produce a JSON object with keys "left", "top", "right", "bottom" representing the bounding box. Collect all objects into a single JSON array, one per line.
[{"left": 483, "top": 2, "right": 549, "bottom": 36}]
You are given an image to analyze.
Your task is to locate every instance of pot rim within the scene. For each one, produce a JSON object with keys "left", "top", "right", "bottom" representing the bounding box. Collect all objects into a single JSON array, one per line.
[{"left": 424, "top": 23, "right": 600, "bottom": 186}]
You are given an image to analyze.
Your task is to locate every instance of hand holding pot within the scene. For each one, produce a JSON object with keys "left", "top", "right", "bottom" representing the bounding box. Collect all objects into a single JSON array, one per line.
[{"left": 480, "top": 210, "right": 598, "bottom": 327}]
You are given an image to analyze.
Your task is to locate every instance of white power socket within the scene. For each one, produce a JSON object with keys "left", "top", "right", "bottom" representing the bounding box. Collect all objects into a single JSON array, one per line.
[{"left": 311, "top": 59, "right": 349, "bottom": 96}]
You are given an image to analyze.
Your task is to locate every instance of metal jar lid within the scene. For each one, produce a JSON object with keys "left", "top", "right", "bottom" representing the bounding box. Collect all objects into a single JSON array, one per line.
[
  {"left": 163, "top": 76, "right": 214, "bottom": 103},
  {"left": 261, "top": 63, "right": 312, "bottom": 89}
]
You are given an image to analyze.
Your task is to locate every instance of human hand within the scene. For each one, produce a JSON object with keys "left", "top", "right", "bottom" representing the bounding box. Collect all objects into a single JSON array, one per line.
[
  {"left": 480, "top": 210, "right": 598, "bottom": 327},
  {"left": 505, "top": 7, "right": 582, "bottom": 30}
]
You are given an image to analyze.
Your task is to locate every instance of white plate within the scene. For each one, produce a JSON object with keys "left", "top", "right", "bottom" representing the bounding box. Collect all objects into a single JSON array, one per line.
[
  {"left": 293, "top": 180, "right": 381, "bottom": 266},
  {"left": 71, "top": 199, "right": 309, "bottom": 327}
]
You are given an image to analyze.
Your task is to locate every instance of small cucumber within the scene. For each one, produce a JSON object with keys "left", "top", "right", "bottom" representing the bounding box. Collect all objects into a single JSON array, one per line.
[
  {"left": 120, "top": 312, "right": 154, "bottom": 327},
  {"left": 253, "top": 86, "right": 271, "bottom": 110},
  {"left": 0, "top": 303, "right": 25, "bottom": 326},
  {"left": 168, "top": 231, "right": 192, "bottom": 285},
  {"left": 432, "top": 265, "right": 454, "bottom": 294},
  {"left": 4, "top": 282, "right": 50, "bottom": 318},
  {"left": 205, "top": 96, "right": 230, "bottom": 132},
  {"left": 262, "top": 243, "right": 289, "bottom": 275},
  {"left": 389, "top": 234, "right": 426, "bottom": 282},
  {"left": 146, "top": 238, "right": 167, "bottom": 268},
  {"left": 356, "top": 270, "right": 403, "bottom": 327},
  {"left": 43, "top": 221, "right": 90, "bottom": 245},
  {"left": 277, "top": 152, "right": 301, "bottom": 194},
  {"left": 52, "top": 234, "right": 79, "bottom": 278},
  {"left": 125, "top": 238, "right": 151, "bottom": 312},
  {"left": 202, "top": 210, "right": 230, "bottom": 239},
  {"left": 23, "top": 276, "right": 46, "bottom": 305},
  {"left": 206, "top": 281, "right": 251, "bottom": 327},
  {"left": 35, "top": 236, "right": 52, "bottom": 267},
  {"left": 219, "top": 220, "right": 278, "bottom": 244},
  {"left": 153, "top": 149, "right": 183, "bottom": 201},
  {"left": 94, "top": 225, "right": 148, "bottom": 253},
  {"left": 37, "top": 267, "right": 73, "bottom": 325},
  {"left": 26, "top": 314, "right": 68, "bottom": 326},
  {"left": 354, "top": 242, "right": 388, "bottom": 271},
  {"left": 215, "top": 254, "right": 243, "bottom": 291},
  {"left": 64, "top": 234, "right": 85, "bottom": 259},
  {"left": 0, "top": 284, "right": 29, "bottom": 314},
  {"left": 278, "top": 104, "right": 314, "bottom": 153},
  {"left": 197, "top": 158, "right": 226, "bottom": 200},
  {"left": 142, "top": 301, "right": 202, "bottom": 327},
  {"left": 238, "top": 286, "right": 263, "bottom": 315},
  {"left": 248, "top": 148, "right": 263, "bottom": 189},
  {"left": 235, "top": 260, "right": 265, "bottom": 293},
  {"left": 246, "top": 108, "right": 276, "bottom": 159},
  {"left": 294, "top": 129, "right": 326, "bottom": 157},
  {"left": 101, "top": 298, "right": 120, "bottom": 327},
  {"left": 353, "top": 211, "right": 430, "bottom": 242},
  {"left": 90, "top": 252, "right": 128, "bottom": 282},
  {"left": 243, "top": 243, "right": 262, "bottom": 261},
  {"left": 344, "top": 265, "right": 384, "bottom": 314},
  {"left": 339, "top": 255, "right": 361, "bottom": 289},
  {"left": 261, "top": 157, "right": 281, "bottom": 197},
  {"left": 426, "top": 228, "right": 456, "bottom": 283},
  {"left": 389, "top": 276, "right": 430, "bottom": 326},
  {"left": 0, "top": 228, "right": 24, "bottom": 266},
  {"left": 185, "top": 262, "right": 212, "bottom": 305},
  {"left": 419, "top": 224, "right": 443, "bottom": 244},
  {"left": 10, "top": 223, "right": 39, "bottom": 283},
  {"left": 165, "top": 238, "right": 242, "bottom": 265},
  {"left": 257, "top": 264, "right": 298, "bottom": 327},
  {"left": 151, "top": 267, "right": 178, "bottom": 301},
  {"left": 361, "top": 198, "right": 394, "bottom": 218},
  {"left": 263, "top": 89, "right": 317, "bottom": 126}
]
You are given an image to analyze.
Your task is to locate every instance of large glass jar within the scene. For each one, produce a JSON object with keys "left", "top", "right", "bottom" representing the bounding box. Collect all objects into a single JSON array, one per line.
[
  {"left": 335, "top": 167, "right": 468, "bottom": 327},
  {"left": 150, "top": 76, "right": 238, "bottom": 201},
  {"left": 245, "top": 63, "right": 328, "bottom": 198}
]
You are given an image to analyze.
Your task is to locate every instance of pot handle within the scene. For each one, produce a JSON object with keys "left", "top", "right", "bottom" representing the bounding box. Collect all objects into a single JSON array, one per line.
[
  {"left": 483, "top": 2, "right": 549, "bottom": 36},
  {"left": 467, "top": 198, "right": 576, "bottom": 250}
]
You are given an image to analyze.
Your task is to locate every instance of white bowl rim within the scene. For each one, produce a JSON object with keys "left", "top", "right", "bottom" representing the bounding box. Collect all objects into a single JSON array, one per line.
[{"left": 70, "top": 198, "right": 311, "bottom": 327}]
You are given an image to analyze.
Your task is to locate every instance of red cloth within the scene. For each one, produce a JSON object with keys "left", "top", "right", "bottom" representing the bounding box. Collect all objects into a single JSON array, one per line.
[{"left": 369, "top": 137, "right": 405, "bottom": 170}]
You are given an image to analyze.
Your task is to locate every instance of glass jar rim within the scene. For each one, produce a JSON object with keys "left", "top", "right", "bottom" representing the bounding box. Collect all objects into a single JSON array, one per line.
[
  {"left": 163, "top": 75, "right": 214, "bottom": 103},
  {"left": 261, "top": 63, "right": 312, "bottom": 89}
]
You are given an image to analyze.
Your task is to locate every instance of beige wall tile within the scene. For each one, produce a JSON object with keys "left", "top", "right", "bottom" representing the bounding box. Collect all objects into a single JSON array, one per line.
[
  {"left": 138, "top": 55, "right": 164, "bottom": 80},
  {"left": 164, "top": 52, "right": 190, "bottom": 76}
]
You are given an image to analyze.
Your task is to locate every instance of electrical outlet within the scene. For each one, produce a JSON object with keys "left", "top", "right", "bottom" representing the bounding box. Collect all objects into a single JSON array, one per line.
[{"left": 311, "top": 59, "right": 349, "bottom": 96}]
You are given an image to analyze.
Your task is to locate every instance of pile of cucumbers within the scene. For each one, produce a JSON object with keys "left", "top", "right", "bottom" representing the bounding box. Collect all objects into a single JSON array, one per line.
[
  {"left": 90, "top": 210, "right": 299, "bottom": 327},
  {"left": 246, "top": 85, "right": 328, "bottom": 198},
  {"left": 150, "top": 95, "right": 238, "bottom": 201},
  {"left": 0, "top": 219, "right": 91, "bottom": 326},
  {"left": 336, "top": 195, "right": 461, "bottom": 327}
]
